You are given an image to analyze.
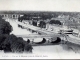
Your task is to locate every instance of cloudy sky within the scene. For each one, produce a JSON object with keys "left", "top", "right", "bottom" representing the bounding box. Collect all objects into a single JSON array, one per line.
[{"left": 0, "top": 0, "right": 80, "bottom": 12}]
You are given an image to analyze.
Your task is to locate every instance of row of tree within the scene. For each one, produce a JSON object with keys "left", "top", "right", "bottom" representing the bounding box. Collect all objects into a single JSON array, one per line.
[
  {"left": 18, "top": 13, "right": 53, "bottom": 21},
  {"left": 32, "top": 20, "right": 62, "bottom": 28}
]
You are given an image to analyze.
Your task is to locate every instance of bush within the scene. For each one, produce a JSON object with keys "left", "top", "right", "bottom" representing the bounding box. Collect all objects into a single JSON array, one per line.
[{"left": 24, "top": 44, "right": 33, "bottom": 53}]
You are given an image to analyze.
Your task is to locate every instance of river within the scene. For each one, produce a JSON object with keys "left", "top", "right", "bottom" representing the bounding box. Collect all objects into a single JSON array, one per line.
[{"left": 1, "top": 18, "right": 80, "bottom": 59}]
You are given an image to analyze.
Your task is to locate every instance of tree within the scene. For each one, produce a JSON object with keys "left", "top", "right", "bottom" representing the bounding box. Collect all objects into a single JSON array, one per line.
[
  {"left": 32, "top": 20, "right": 37, "bottom": 26},
  {"left": 3, "top": 34, "right": 33, "bottom": 53},
  {"left": 39, "top": 21, "right": 46, "bottom": 28},
  {"left": 0, "top": 34, "right": 6, "bottom": 50},
  {"left": 0, "top": 19, "right": 13, "bottom": 34},
  {"left": 49, "top": 20, "right": 62, "bottom": 25},
  {"left": 0, "top": 16, "right": 13, "bottom": 50},
  {"left": 3, "top": 34, "right": 24, "bottom": 53},
  {"left": 3, "top": 43, "right": 12, "bottom": 53},
  {"left": 2, "top": 34, "right": 17, "bottom": 52},
  {"left": 0, "top": 16, "right": 33, "bottom": 53},
  {"left": 27, "top": 39, "right": 30, "bottom": 43},
  {"left": 40, "top": 13, "right": 53, "bottom": 20}
]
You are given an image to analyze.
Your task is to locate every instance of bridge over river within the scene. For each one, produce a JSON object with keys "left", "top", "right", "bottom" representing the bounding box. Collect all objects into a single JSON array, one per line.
[{"left": 16, "top": 34, "right": 60, "bottom": 38}]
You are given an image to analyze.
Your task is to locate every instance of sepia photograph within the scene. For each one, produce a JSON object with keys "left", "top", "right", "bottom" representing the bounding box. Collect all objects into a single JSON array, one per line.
[{"left": 0, "top": 0, "right": 80, "bottom": 59}]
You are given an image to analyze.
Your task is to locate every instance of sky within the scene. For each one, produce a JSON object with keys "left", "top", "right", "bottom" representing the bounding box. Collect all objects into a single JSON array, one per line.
[{"left": 0, "top": 0, "right": 80, "bottom": 12}]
